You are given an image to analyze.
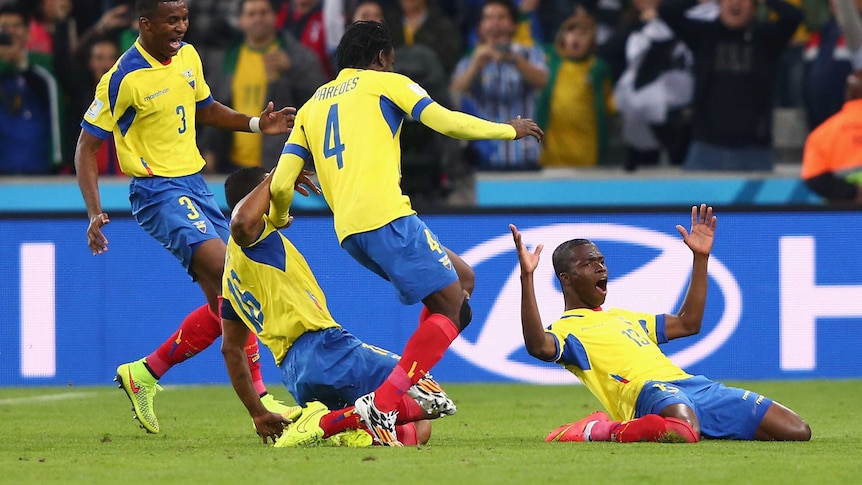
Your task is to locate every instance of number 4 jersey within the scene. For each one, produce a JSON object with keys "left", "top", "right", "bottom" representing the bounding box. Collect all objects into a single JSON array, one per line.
[
  {"left": 222, "top": 214, "right": 340, "bottom": 366},
  {"left": 272, "top": 68, "right": 515, "bottom": 243},
  {"left": 81, "top": 40, "right": 213, "bottom": 178},
  {"left": 546, "top": 308, "right": 691, "bottom": 421}
]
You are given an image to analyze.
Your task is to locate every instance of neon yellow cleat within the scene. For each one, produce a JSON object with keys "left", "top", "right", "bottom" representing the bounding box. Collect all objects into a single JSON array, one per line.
[
  {"left": 114, "top": 359, "right": 163, "bottom": 434},
  {"left": 260, "top": 393, "right": 302, "bottom": 421},
  {"left": 274, "top": 401, "right": 329, "bottom": 448},
  {"left": 330, "top": 428, "right": 374, "bottom": 447}
]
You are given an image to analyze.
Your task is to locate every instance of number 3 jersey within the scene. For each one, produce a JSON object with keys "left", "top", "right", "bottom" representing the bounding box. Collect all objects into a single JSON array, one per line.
[
  {"left": 81, "top": 41, "right": 213, "bottom": 177},
  {"left": 222, "top": 214, "right": 340, "bottom": 365},
  {"left": 546, "top": 308, "right": 691, "bottom": 421}
]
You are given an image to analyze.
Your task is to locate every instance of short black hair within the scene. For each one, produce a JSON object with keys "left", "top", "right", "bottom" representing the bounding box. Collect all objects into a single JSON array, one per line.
[
  {"left": 224, "top": 167, "right": 268, "bottom": 212},
  {"left": 335, "top": 20, "right": 393, "bottom": 71},
  {"left": 0, "top": 3, "right": 30, "bottom": 24},
  {"left": 552, "top": 239, "right": 593, "bottom": 279},
  {"left": 482, "top": 0, "right": 518, "bottom": 24},
  {"left": 136, "top": 0, "right": 182, "bottom": 19}
]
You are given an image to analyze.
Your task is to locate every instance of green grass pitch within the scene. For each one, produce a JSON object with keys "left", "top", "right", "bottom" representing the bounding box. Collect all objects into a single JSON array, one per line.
[{"left": 1, "top": 380, "right": 859, "bottom": 484}]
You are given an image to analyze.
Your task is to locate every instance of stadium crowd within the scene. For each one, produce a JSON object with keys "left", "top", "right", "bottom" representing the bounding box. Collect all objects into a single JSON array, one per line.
[{"left": 1, "top": 0, "right": 860, "bottom": 204}]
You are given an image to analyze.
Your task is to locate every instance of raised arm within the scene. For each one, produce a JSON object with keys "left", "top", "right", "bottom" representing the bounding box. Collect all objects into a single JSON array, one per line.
[
  {"left": 510, "top": 224, "right": 557, "bottom": 361},
  {"left": 664, "top": 204, "right": 717, "bottom": 340}
]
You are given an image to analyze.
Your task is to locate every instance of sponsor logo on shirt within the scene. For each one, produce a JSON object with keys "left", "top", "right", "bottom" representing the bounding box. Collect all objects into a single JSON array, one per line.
[{"left": 144, "top": 88, "right": 170, "bottom": 101}]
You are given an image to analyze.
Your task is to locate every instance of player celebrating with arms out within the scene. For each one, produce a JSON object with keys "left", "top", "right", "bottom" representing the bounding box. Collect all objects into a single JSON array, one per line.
[
  {"left": 75, "top": 0, "right": 301, "bottom": 434},
  {"left": 510, "top": 204, "right": 811, "bottom": 443},
  {"left": 268, "top": 20, "right": 543, "bottom": 446}
]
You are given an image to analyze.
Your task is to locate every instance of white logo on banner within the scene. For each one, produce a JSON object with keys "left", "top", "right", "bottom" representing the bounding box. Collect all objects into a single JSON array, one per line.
[{"left": 452, "top": 224, "right": 742, "bottom": 384}]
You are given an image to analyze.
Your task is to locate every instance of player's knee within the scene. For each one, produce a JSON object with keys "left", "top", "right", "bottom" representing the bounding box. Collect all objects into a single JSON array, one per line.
[
  {"left": 458, "top": 297, "right": 473, "bottom": 331},
  {"left": 787, "top": 419, "right": 812, "bottom": 441}
]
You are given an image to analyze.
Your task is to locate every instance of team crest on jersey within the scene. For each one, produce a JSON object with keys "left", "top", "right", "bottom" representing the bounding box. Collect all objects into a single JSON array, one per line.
[
  {"left": 194, "top": 220, "right": 207, "bottom": 234},
  {"left": 183, "top": 68, "right": 195, "bottom": 89},
  {"left": 438, "top": 253, "right": 452, "bottom": 270}
]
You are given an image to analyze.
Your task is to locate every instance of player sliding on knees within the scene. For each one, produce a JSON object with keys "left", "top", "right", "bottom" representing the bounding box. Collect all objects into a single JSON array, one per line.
[{"left": 510, "top": 204, "right": 811, "bottom": 443}]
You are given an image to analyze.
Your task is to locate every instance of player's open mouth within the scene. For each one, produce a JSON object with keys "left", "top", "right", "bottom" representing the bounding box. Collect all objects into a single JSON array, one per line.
[
  {"left": 169, "top": 37, "right": 183, "bottom": 50},
  {"left": 596, "top": 279, "right": 607, "bottom": 293}
]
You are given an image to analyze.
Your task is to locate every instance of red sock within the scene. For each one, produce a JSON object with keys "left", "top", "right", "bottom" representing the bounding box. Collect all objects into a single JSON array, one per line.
[
  {"left": 396, "top": 423, "right": 418, "bottom": 446},
  {"left": 373, "top": 313, "right": 459, "bottom": 412},
  {"left": 395, "top": 393, "right": 426, "bottom": 423},
  {"left": 611, "top": 415, "right": 698, "bottom": 443},
  {"left": 244, "top": 332, "right": 267, "bottom": 396},
  {"left": 146, "top": 303, "right": 221, "bottom": 378},
  {"left": 319, "top": 406, "right": 362, "bottom": 438}
]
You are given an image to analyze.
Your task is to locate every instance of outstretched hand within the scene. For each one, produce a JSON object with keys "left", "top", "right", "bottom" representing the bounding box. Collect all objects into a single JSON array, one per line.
[
  {"left": 510, "top": 224, "right": 543, "bottom": 274},
  {"left": 253, "top": 412, "right": 291, "bottom": 444},
  {"left": 675, "top": 203, "right": 717, "bottom": 257},
  {"left": 508, "top": 116, "right": 544, "bottom": 143},
  {"left": 87, "top": 212, "right": 110, "bottom": 255},
  {"left": 294, "top": 169, "right": 321, "bottom": 197},
  {"left": 258, "top": 102, "right": 297, "bottom": 135}
]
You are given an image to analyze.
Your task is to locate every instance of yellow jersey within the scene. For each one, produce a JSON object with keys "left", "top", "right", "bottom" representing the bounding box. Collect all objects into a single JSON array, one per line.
[
  {"left": 546, "top": 308, "right": 691, "bottom": 421},
  {"left": 222, "top": 214, "right": 340, "bottom": 365},
  {"left": 81, "top": 40, "right": 212, "bottom": 177},
  {"left": 270, "top": 68, "right": 516, "bottom": 241}
]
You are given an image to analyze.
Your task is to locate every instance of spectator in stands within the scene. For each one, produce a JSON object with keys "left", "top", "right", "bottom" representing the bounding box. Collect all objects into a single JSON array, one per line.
[
  {"left": 601, "top": 0, "right": 694, "bottom": 171},
  {"left": 385, "top": 0, "right": 463, "bottom": 75},
  {"left": 450, "top": 0, "right": 547, "bottom": 171},
  {"left": 803, "top": 0, "right": 862, "bottom": 129},
  {"left": 203, "top": 0, "right": 326, "bottom": 173},
  {"left": 0, "top": 3, "right": 62, "bottom": 175},
  {"left": 801, "top": 71, "right": 862, "bottom": 203},
  {"left": 536, "top": 8, "right": 614, "bottom": 168},
  {"left": 185, "top": 0, "right": 243, "bottom": 71},
  {"left": 278, "top": 0, "right": 335, "bottom": 79},
  {"left": 64, "top": 36, "right": 122, "bottom": 175},
  {"left": 659, "top": 0, "right": 802, "bottom": 171},
  {"left": 25, "top": 0, "right": 75, "bottom": 56},
  {"left": 352, "top": 0, "right": 385, "bottom": 22}
]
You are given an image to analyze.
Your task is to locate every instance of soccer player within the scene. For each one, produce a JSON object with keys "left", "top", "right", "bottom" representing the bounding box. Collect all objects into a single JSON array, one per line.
[
  {"left": 510, "top": 204, "right": 812, "bottom": 443},
  {"left": 74, "top": 0, "right": 302, "bottom": 434},
  {"left": 220, "top": 167, "right": 456, "bottom": 447},
  {"left": 268, "top": 20, "right": 544, "bottom": 446}
]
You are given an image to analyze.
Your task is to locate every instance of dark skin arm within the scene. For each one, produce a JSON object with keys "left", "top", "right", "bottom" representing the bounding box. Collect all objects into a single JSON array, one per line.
[
  {"left": 197, "top": 100, "right": 296, "bottom": 135},
  {"left": 221, "top": 317, "right": 289, "bottom": 443},
  {"left": 74, "top": 130, "right": 110, "bottom": 255},
  {"left": 510, "top": 224, "right": 558, "bottom": 361},
  {"left": 231, "top": 168, "right": 320, "bottom": 247},
  {"left": 664, "top": 204, "right": 716, "bottom": 340}
]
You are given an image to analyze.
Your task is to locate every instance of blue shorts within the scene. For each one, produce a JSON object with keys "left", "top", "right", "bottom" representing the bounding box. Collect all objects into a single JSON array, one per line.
[
  {"left": 129, "top": 173, "right": 229, "bottom": 279},
  {"left": 279, "top": 327, "right": 399, "bottom": 409},
  {"left": 634, "top": 375, "right": 773, "bottom": 440},
  {"left": 341, "top": 215, "right": 458, "bottom": 305}
]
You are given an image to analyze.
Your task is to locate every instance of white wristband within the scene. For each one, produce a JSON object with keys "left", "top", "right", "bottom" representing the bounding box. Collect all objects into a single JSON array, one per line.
[{"left": 249, "top": 116, "right": 261, "bottom": 134}]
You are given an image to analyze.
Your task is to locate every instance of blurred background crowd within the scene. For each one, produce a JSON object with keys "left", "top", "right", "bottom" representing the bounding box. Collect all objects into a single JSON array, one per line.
[{"left": 0, "top": 0, "right": 859, "bottom": 205}]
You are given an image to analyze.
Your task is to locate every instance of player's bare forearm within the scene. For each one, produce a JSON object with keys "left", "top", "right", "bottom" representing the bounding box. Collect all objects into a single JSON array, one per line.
[
  {"left": 519, "top": 272, "right": 556, "bottom": 361},
  {"left": 74, "top": 130, "right": 105, "bottom": 218},
  {"left": 197, "top": 101, "right": 254, "bottom": 132},
  {"left": 221, "top": 320, "right": 268, "bottom": 417},
  {"left": 670, "top": 253, "right": 708, "bottom": 338}
]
